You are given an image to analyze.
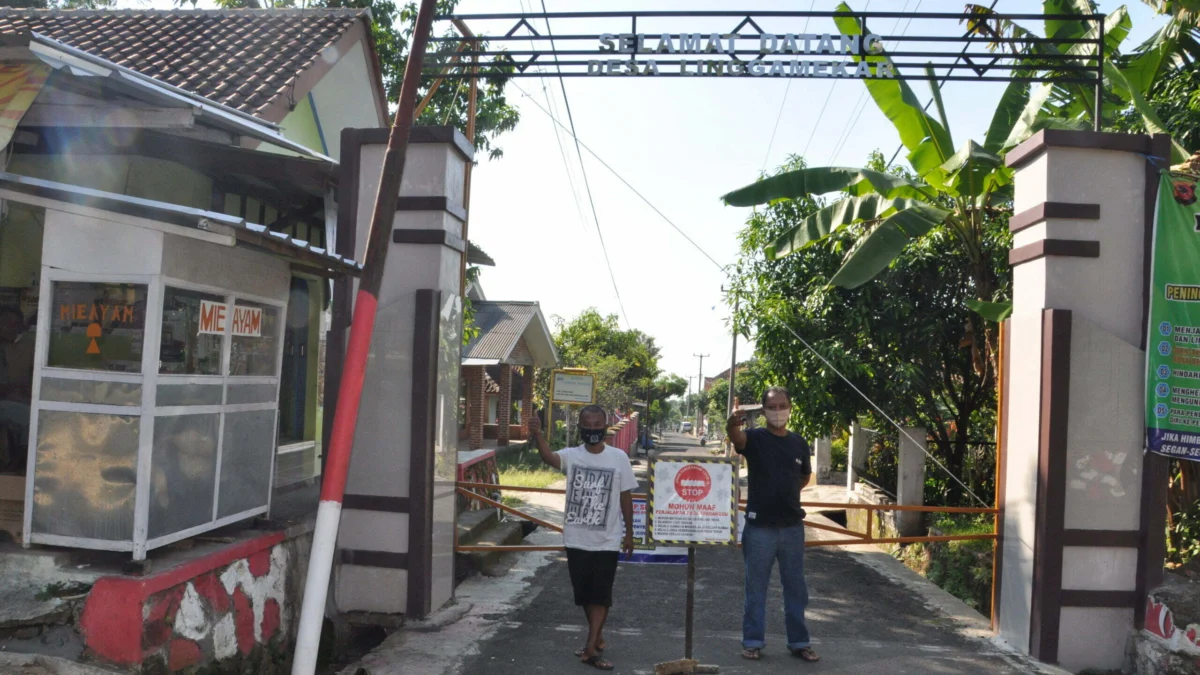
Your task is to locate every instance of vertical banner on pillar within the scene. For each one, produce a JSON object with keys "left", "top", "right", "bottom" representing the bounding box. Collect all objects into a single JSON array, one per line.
[{"left": 1146, "top": 172, "right": 1200, "bottom": 461}]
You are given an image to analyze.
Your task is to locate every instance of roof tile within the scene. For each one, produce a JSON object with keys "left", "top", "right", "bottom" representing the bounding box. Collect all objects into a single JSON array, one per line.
[{"left": 0, "top": 8, "right": 367, "bottom": 118}]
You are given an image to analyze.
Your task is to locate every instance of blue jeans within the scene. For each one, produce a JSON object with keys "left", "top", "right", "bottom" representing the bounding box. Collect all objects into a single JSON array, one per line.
[{"left": 742, "top": 522, "right": 810, "bottom": 650}]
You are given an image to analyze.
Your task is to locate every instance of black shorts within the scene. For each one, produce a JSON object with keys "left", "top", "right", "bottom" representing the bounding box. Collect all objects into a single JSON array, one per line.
[{"left": 565, "top": 548, "right": 620, "bottom": 608}]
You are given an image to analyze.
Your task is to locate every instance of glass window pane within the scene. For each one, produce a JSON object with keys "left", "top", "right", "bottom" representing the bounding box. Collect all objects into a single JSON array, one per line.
[
  {"left": 48, "top": 282, "right": 147, "bottom": 373},
  {"left": 160, "top": 287, "right": 224, "bottom": 375},
  {"left": 229, "top": 302, "right": 279, "bottom": 377}
]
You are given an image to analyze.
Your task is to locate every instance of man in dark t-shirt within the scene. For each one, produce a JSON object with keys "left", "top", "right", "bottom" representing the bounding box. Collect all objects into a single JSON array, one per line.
[{"left": 727, "top": 386, "right": 818, "bottom": 663}]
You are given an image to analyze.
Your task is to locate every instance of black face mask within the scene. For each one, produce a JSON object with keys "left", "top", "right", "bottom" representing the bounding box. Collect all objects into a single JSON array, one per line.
[{"left": 579, "top": 427, "right": 607, "bottom": 446}]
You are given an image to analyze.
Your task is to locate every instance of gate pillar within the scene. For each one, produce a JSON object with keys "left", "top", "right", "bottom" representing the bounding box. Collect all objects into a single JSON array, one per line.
[
  {"left": 330, "top": 127, "right": 471, "bottom": 619},
  {"left": 999, "top": 131, "right": 1171, "bottom": 671}
]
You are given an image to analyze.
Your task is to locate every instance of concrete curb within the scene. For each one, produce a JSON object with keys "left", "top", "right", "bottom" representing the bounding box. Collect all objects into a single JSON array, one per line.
[{"left": 838, "top": 539, "right": 1072, "bottom": 675}]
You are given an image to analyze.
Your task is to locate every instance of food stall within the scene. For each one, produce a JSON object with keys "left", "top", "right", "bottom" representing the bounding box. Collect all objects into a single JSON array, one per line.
[{"left": 6, "top": 179, "right": 357, "bottom": 560}]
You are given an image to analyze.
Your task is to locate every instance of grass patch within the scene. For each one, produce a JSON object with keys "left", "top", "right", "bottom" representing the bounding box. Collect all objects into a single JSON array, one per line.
[
  {"left": 896, "top": 513, "right": 996, "bottom": 615},
  {"left": 498, "top": 444, "right": 562, "bottom": 490}
]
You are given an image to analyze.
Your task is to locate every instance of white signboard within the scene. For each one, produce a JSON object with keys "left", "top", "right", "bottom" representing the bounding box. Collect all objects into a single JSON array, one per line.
[
  {"left": 199, "top": 300, "right": 227, "bottom": 335},
  {"left": 649, "top": 458, "right": 738, "bottom": 546},
  {"left": 551, "top": 370, "right": 595, "bottom": 405},
  {"left": 198, "top": 301, "right": 262, "bottom": 337}
]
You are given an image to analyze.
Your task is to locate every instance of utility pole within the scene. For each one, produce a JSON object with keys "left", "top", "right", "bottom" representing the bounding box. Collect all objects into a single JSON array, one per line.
[
  {"left": 725, "top": 291, "right": 739, "bottom": 456},
  {"left": 694, "top": 353, "right": 709, "bottom": 435},
  {"left": 686, "top": 376, "right": 695, "bottom": 420}
]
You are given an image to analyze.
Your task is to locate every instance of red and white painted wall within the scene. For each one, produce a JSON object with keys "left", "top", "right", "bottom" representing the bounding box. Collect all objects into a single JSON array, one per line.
[{"left": 77, "top": 530, "right": 310, "bottom": 673}]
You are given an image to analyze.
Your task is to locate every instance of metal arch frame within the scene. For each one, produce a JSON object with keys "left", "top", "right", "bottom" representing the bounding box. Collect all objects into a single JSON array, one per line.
[{"left": 422, "top": 9, "right": 1105, "bottom": 85}]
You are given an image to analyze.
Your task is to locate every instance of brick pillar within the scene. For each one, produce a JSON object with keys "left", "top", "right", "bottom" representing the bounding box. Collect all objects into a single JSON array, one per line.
[
  {"left": 521, "top": 367, "right": 534, "bottom": 436},
  {"left": 467, "top": 366, "right": 485, "bottom": 450},
  {"left": 497, "top": 365, "right": 513, "bottom": 446}
]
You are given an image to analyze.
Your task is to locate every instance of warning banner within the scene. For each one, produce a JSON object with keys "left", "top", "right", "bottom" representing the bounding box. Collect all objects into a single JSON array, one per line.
[{"left": 648, "top": 457, "right": 738, "bottom": 546}]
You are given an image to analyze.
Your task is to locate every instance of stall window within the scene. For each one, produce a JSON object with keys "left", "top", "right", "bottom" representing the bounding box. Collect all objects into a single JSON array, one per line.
[
  {"left": 160, "top": 287, "right": 224, "bottom": 375},
  {"left": 229, "top": 302, "right": 280, "bottom": 377},
  {"left": 48, "top": 282, "right": 147, "bottom": 372}
]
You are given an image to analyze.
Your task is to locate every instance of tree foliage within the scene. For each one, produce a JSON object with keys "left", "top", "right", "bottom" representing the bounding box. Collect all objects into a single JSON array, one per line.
[
  {"left": 541, "top": 309, "right": 662, "bottom": 416},
  {"left": 730, "top": 155, "right": 1011, "bottom": 505}
]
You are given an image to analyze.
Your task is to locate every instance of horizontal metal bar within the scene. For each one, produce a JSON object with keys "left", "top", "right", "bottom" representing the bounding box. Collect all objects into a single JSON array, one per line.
[
  {"left": 458, "top": 481, "right": 565, "bottom": 494},
  {"left": 456, "top": 487, "right": 565, "bottom": 533},
  {"left": 809, "top": 533, "right": 998, "bottom": 547},
  {"left": 423, "top": 59, "right": 1099, "bottom": 73},
  {"left": 429, "top": 49, "right": 1099, "bottom": 61},
  {"left": 424, "top": 72, "right": 1100, "bottom": 83},
  {"left": 801, "top": 500, "right": 998, "bottom": 514},
  {"left": 430, "top": 34, "right": 1101, "bottom": 45},
  {"left": 457, "top": 544, "right": 567, "bottom": 552},
  {"left": 438, "top": 11, "right": 1101, "bottom": 21},
  {"left": 805, "top": 519, "right": 868, "bottom": 539},
  {"left": 453, "top": 532, "right": 999, "bottom": 553}
]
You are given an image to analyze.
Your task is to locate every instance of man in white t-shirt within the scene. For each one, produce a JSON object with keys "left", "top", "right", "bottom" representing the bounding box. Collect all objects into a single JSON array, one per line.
[{"left": 530, "top": 404, "right": 636, "bottom": 671}]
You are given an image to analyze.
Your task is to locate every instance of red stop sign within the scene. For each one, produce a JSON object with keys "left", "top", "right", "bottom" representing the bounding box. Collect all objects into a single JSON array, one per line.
[{"left": 675, "top": 465, "right": 712, "bottom": 502}]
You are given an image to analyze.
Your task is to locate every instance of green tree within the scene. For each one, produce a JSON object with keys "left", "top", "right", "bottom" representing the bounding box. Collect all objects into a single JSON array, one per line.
[
  {"left": 542, "top": 308, "right": 662, "bottom": 415},
  {"left": 704, "top": 360, "right": 768, "bottom": 423},
  {"left": 644, "top": 374, "right": 687, "bottom": 428},
  {"left": 731, "top": 156, "right": 1011, "bottom": 505},
  {"left": 722, "top": 1, "right": 1040, "bottom": 393}
]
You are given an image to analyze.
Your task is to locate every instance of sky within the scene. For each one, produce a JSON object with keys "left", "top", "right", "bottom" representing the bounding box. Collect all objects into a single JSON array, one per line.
[{"left": 143, "top": 0, "right": 1167, "bottom": 387}]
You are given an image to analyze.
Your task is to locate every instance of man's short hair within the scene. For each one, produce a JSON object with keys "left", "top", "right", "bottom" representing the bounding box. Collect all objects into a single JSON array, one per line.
[
  {"left": 762, "top": 386, "right": 790, "bottom": 407},
  {"left": 578, "top": 404, "right": 608, "bottom": 426}
]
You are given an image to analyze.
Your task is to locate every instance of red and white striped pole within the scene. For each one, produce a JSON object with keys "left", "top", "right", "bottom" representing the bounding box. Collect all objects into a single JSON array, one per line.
[{"left": 292, "top": 1, "right": 438, "bottom": 671}]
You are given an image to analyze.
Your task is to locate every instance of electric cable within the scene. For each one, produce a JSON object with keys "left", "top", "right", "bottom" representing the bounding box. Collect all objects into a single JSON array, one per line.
[
  {"left": 761, "top": 0, "right": 817, "bottom": 174},
  {"left": 541, "top": 0, "right": 630, "bottom": 329},
  {"left": 886, "top": 0, "right": 1002, "bottom": 167},
  {"left": 509, "top": 78, "right": 991, "bottom": 508}
]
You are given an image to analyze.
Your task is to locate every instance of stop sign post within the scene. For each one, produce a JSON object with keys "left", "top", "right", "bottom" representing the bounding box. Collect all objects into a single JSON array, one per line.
[{"left": 648, "top": 456, "right": 739, "bottom": 669}]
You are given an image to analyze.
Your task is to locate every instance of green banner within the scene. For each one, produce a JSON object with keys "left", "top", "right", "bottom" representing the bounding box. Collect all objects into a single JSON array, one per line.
[{"left": 1146, "top": 172, "right": 1200, "bottom": 460}]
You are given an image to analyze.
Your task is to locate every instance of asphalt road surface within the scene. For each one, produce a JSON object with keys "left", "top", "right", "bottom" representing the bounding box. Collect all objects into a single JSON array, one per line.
[{"left": 458, "top": 432, "right": 1038, "bottom": 674}]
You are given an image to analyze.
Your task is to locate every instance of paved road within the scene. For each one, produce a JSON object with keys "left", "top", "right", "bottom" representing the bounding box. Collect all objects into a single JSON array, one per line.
[{"left": 457, "top": 433, "right": 1042, "bottom": 674}]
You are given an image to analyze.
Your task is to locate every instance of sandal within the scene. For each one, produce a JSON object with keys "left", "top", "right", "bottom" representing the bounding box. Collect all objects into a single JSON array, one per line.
[
  {"left": 574, "top": 641, "right": 605, "bottom": 657},
  {"left": 742, "top": 647, "right": 762, "bottom": 660},
  {"left": 791, "top": 647, "right": 820, "bottom": 662},
  {"left": 580, "top": 654, "right": 614, "bottom": 670}
]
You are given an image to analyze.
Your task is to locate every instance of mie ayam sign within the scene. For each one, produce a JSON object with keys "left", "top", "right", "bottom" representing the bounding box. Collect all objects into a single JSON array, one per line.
[
  {"left": 199, "top": 300, "right": 262, "bottom": 338},
  {"left": 591, "top": 32, "right": 893, "bottom": 78}
]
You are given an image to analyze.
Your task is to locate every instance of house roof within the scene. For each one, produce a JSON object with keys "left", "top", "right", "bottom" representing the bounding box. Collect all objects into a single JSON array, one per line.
[
  {"left": 0, "top": 8, "right": 368, "bottom": 119},
  {"left": 464, "top": 301, "right": 558, "bottom": 368}
]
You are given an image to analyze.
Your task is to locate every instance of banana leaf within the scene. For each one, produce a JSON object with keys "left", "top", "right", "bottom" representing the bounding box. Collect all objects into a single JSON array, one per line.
[
  {"left": 766, "top": 194, "right": 917, "bottom": 259},
  {"left": 828, "top": 203, "right": 951, "bottom": 288},
  {"left": 722, "top": 166, "right": 923, "bottom": 207},
  {"left": 833, "top": 3, "right": 954, "bottom": 181}
]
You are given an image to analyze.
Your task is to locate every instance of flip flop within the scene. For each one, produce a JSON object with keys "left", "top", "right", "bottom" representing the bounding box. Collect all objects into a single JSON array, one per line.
[
  {"left": 574, "top": 642, "right": 605, "bottom": 657},
  {"left": 791, "top": 647, "right": 820, "bottom": 662},
  {"left": 580, "top": 654, "right": 614, "bottom": 670},
  {"left": 742, "top": 647, "right": 762, "bottom": 660}
]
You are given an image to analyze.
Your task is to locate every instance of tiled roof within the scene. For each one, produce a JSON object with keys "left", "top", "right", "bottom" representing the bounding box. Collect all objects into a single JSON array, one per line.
[
  {"left": 464, "top": 302, "right": 539, "bottom": 363},
  {"left": 0, "top": 8, "right": 367, "bottom": 117}
]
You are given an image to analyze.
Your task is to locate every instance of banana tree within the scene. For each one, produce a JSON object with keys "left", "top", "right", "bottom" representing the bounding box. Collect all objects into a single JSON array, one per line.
[
  {"left": 722, "top": 0, "right": 1042, "bottom": 345},
  {"left": 967, "top": 1, "right": 1191, "bottom": 163}
]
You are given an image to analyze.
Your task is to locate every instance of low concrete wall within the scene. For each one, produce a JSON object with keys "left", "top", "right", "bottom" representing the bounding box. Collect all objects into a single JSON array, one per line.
[
  {"left": 844, "top": 484, "right": 902, "bottom": 542},
  {"left": 78, "top": 528, "right": 312, "bottom": 673},
  {"left": 1129, "top": 577, "right": 1200, "bottom": 674}
]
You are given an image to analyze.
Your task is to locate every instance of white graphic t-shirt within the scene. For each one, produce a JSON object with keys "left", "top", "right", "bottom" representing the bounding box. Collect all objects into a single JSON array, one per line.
[{"left": 556, "top": 445, "right": 638, "bottom": 551}]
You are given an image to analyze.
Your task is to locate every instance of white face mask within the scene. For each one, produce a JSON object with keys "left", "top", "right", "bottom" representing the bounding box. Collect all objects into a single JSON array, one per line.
[{"left": 765, "top": 409, "right": 790, "bottom": 428}]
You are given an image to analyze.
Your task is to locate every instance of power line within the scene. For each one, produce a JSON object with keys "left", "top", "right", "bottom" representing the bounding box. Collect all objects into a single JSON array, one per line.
[
  {"left": 887, "top": 0, "right": 1002, "bottom": 168},
  {"left": 828, "top": 0, "right": 917, "bottom": 165},
  {"left": 799, "top": 0, "right": 872, "bottom": 161},
  {"left": 541, "top": 0, "right": 630, "bottom": 329},
  {"left": 761, "top": 0, "right": 817, "bottom": 174},
  {"left": 511, "top": 81, "right": 727, "bottom": 271},
  {"left": 521, "top": 0, "right": 588, "bottom": 233},
  {"left": 508, "top": 69, "right": 989, "bottom": 508}
]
